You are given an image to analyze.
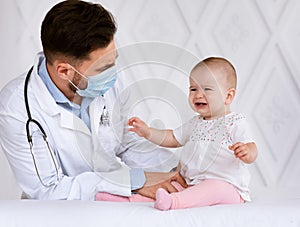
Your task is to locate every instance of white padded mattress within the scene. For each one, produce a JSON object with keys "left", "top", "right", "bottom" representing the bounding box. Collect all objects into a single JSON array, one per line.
[{"left": 0, "top": 198, "right": 299, "bottom": 227}]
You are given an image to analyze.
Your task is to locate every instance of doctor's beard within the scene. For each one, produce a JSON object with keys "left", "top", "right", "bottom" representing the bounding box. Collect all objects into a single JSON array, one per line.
[{"left": 69, "top": 74, "right": 88, "bottom": 94}]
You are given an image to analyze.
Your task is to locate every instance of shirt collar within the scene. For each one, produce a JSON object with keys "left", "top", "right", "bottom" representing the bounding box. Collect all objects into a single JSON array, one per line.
[{"left": 38, "top": 58, "right": 80, "bottom": 110}]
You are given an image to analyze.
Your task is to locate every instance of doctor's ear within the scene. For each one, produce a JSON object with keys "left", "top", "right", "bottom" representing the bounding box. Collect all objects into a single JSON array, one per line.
[{"left": 56, "top": 63, "right": 73, "bottom": 80}]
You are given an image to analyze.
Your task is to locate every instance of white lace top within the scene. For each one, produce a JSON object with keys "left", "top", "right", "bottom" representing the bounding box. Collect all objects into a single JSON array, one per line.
[{"left": 173, "top": 112, "right": 255, "bottom": 201}]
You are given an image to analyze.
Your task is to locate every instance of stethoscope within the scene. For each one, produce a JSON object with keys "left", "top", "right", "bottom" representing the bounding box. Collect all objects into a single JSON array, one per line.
[{"left": 24, "top": 66, "right": 60, "bottom": 187}]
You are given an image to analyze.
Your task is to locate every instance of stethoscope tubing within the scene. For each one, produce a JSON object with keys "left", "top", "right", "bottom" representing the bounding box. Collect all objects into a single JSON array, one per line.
[{"left": 24, "top": 66, "right": 60, "bottom": 187}]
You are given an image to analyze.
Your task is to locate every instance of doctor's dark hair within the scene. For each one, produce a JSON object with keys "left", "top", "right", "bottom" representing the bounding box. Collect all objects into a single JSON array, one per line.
[{"left": 41, "top": 0, "right": 117, "bottom": 64}]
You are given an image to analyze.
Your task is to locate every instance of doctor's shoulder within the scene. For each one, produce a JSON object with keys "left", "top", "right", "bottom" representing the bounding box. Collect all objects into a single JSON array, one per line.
[{"left": 0, "top": 73, "right": 27, "bottom": 107}]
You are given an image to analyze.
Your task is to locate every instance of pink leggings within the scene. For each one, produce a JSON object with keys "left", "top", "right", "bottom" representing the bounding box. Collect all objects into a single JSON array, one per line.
[
  {"left": 167, "top": 179, "right": 244, "bottom": 209},
  {"left": 96, "top": 179, "right": 244, "bottom": 209}
]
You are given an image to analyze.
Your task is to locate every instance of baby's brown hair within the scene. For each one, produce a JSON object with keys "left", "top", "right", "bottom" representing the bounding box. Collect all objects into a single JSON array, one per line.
[{"left": 192, "top": 57, "right": 237, "bottom": 89}]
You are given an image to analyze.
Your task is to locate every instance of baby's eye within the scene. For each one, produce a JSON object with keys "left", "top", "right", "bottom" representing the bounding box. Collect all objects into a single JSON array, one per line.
[
  {"left": 204, "top": 87, "right": 213, "bottom": 91},
  {"left": 190, "top": 88, "right": 197, "bottom": 92}
]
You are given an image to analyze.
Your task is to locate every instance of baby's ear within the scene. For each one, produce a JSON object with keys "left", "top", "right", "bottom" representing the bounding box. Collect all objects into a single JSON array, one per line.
[{"left": 225, "top": 88, "right": 236, "bottom": 104}]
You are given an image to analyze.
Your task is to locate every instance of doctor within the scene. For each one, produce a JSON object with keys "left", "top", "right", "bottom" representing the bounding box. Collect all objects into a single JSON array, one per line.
[{"left": 0, "top": 0, "right": 186, "bottom": 200}]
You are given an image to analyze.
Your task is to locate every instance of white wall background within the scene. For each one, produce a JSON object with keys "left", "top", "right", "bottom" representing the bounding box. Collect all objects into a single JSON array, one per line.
[{"left": 0, "top": 0, "right": 299, "bottom": 200}]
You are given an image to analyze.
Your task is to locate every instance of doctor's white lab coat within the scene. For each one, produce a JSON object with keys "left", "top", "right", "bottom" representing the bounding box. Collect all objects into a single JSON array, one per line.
[{"left": 0, "top": 53, "right": 176, "bottom": 200}]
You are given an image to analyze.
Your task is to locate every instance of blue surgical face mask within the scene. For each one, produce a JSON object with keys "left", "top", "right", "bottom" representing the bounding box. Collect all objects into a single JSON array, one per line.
[{"left": 68, "top": 65, "right": 118, "bottom": 98}]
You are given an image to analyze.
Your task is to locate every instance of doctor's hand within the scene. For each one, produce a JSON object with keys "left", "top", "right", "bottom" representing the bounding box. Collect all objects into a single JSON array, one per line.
[{"left": 134, "top": 171, "right": 188, "bottom": 199}]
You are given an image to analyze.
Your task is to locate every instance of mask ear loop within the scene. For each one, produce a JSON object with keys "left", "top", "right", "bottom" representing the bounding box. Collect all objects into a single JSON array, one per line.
[
  {"left": 68, "top": 79, "right": 80, "bottom": 91},
  {"left": 67, "top": 65, "right": 88, "bottom": 91}
]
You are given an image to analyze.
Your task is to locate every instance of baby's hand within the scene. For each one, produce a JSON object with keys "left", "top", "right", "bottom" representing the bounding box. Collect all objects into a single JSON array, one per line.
[
  {"left": 229, "top": 142, "right": 253, "bottom": 163},
  {"left": 128, "top": 117, "right": 151, "bottom": 139}
]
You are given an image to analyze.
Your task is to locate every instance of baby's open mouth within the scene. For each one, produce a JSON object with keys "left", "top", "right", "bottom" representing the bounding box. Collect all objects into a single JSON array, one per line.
[{"left": 195, "top": 102, "right": 207, "bottom": 106}]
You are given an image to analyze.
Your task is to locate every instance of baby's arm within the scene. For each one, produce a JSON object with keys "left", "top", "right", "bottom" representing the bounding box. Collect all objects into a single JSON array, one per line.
[
  {"left": 229, "top": 142, "right": 258, "bottom": 164},
  {"left": 128, "top": 117, "right": 181, "bottom": 148}
]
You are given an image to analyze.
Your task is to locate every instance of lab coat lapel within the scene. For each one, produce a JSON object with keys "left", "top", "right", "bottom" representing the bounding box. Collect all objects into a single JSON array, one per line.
[{"left": 59, "top": 111, "right": 91, "bottom": 135}]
